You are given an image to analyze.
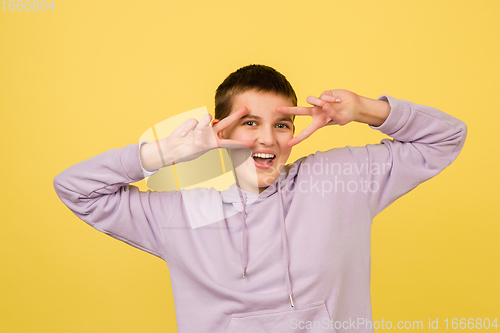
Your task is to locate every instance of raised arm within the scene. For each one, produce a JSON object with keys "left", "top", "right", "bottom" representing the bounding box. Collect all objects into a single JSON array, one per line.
[
  {"left": 279, "top": 89, "right": 467, "bottom": 218},
  {"left": 53, "top": 107, "right": 255, "bottom": 260},
  {"left": 53, "top": 142, "right": 178, "bottom": 259},
  {"left": 349, "top": 94, "right": 467, "bottom": 217}
]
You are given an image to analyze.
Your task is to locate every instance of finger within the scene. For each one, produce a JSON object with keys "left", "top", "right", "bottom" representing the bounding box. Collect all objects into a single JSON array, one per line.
[
  {"left": 214, "top": 107, "right": 249, "bottom": 131},
  {"left": 276, "top": 106, "right": 312, "bottom": 115},
  {"left": 306, "top": 95, "right": 330, "bottom": 108},
  {"left": 287, "top": 123, "right": 321, "bottom": 147},
  {"left": 179, "top": 118, "right": 199, "bottom": 137},
  {"left": 319, "top": 94, "right": 342, "bottom": 103},
  {"left": 193, "top": 114, "right": 213, "bottom": 146},
  {"left": 194, "top": 113, "right": 212, "bottom": 132},
  {"left": 219, "top": 139, "right": 255, "bottom": 149}
]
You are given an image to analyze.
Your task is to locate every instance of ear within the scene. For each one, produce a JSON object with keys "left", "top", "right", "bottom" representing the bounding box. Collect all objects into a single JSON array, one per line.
[{"left": 211, "top": 119, "right": 225, "bottom": 139}]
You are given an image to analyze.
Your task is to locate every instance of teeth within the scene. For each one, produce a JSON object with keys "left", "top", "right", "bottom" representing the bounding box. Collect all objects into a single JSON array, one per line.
[{"left": 252, "top": 153, "right": 275, "bottom": 159}]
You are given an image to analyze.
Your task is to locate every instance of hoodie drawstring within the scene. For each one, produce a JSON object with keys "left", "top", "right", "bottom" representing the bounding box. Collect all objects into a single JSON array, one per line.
[
  {"left": 236, "top": 181, "right": 294, "bottom": 307},
  {"left": 277, "top": 181, "right": 294, "bottom": 307},
  {"left": 236, "top": 186, "right": 248, "bottom": 279}
]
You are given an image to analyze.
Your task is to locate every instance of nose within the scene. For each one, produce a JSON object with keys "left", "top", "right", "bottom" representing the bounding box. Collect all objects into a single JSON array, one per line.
[{"left": 256, "top": 125, "right": 276, "bottom": 146}]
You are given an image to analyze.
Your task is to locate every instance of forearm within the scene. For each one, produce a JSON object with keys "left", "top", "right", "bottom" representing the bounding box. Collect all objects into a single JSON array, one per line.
[
  {"left": 355, "top": 95, "right": 391, "bottom": 127},
  {"left": 140, "top": 140, "right": 175, "bottom": 171}
]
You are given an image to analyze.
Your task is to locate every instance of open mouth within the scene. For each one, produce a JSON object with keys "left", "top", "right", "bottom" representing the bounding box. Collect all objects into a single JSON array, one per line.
[{"left": 251, "top": 153, "right": 276, "bottom": 167}]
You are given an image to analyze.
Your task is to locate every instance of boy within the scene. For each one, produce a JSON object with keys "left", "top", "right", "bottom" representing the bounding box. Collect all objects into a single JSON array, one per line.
[{"left": 54, "top": 64, "right": 467, "bottom": 332}]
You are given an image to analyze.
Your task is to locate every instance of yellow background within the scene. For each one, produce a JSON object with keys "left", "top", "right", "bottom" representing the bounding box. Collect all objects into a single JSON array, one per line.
[{"left": 1, "top": 0, "right": 498, "bottom": 331}]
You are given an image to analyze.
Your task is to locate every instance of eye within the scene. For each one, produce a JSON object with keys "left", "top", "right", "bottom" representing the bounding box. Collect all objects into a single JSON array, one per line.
[
  {"left": 276, "top": 123, "right": 290, "bottom": 129},
  {"left": 244, "top": 120, "right": 257, "bottom": 126}
]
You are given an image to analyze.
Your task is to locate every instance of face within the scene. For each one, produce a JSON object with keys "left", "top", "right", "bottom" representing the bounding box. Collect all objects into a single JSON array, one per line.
[{"left": 212, "top": 89, "right": 295, "bottom": 193}]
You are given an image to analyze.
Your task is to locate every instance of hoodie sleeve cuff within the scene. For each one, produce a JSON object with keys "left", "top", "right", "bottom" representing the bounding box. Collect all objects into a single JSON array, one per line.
[
  {"left": 369, "top": 95, "right": 411, "bottom": 136},
  {"left": 119, "top": 141, "right": 159, "bottom": 181},
  {"left": 139, "top": 141, "right": 159, "bottom": 178}
]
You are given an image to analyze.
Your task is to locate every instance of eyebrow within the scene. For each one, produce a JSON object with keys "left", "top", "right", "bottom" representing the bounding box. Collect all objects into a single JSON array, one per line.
[{"left": 240, "top": 114, "right": 294, "bottom": 123}]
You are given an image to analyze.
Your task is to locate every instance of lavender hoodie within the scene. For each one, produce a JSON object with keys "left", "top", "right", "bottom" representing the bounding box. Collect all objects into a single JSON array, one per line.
[{"left": 53, "top": 95, "right": 467, "bottom": 332}]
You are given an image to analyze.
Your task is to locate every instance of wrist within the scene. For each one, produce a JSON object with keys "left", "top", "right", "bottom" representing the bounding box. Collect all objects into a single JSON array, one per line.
[
  {"left": 140, "top": 141, "right": 174, "bottom": 171},
  {"left": 356, "top": 96, "right": 391, "bottom": 127}
]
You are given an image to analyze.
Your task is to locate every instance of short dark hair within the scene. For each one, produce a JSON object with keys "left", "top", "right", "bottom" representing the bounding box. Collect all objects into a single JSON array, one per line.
[{"left": 214, "top": 64, "right": 297, "bottom": 120}]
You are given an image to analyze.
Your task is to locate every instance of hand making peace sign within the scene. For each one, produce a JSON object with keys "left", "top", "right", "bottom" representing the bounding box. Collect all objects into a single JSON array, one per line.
[
  {"left": 141, "top": 107, "right": 255, "bottom": 171},
  {"left": 166, "top": 107, "right": 255, "bottom": 164},
  {"left": 276, "top": 89, "right": 362, "bottom": 147}
]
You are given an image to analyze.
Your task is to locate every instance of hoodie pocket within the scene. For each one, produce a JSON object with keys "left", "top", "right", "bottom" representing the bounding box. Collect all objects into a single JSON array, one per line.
[{"left": 225, "top": 301, "right": 334, "bottom": 333}]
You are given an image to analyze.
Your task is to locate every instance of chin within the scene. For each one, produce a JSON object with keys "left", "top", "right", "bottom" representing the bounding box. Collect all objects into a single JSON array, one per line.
[{"left": 233, "top": 154, "right": 286, "bottom": 192}]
